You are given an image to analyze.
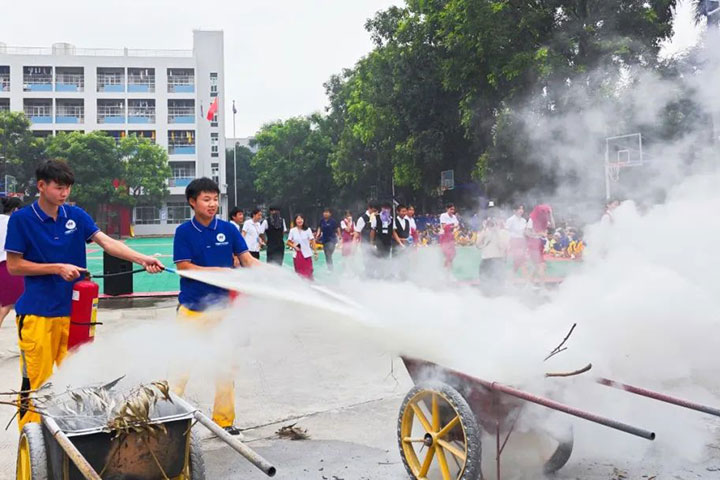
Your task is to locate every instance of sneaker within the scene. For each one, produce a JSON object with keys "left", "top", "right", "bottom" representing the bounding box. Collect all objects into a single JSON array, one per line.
[{"left": 222, "top": 425, "right": 243, "bottom": 438}]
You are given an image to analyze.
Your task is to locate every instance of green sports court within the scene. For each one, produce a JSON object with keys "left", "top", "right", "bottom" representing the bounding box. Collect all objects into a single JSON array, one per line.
[{"left": 86, "top": 237, "right": 581, "bottom": 295}]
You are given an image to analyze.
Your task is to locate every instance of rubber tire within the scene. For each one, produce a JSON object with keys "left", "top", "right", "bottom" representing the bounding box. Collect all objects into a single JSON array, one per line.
[
  {"left": 16, "top": 423, "right": 48, "bottom": 480},
  {"left": 188, "top": 430, "right": 207, "bottom": 480},
  {"left": 543, "top": 429, "right": 574, "bottom": 474},
  {"left": 397, "top": 381, "right": 482, "bottom": 480}
]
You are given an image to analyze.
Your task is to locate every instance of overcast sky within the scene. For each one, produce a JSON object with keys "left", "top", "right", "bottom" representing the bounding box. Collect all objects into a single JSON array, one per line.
[
  {"left": 1, "top": 1, "right": 700, "bottom": 138},
  {"left": 0, "top": 0, "right": 399, "bottom": 137}
]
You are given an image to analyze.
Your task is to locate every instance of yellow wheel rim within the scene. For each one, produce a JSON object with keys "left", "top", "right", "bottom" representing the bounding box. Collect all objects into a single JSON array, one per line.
[
  {"left": 400, "top": 389, "right": 469, "bottom": 480},
  {"left": 16, "top": 434, "right": 31, "bottom": 480}
]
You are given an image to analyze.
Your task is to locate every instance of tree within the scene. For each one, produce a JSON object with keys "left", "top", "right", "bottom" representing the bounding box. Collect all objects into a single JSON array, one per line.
[
  {"left": 0, "top": 112, "right": 46, "bottom": 195},
  {"left": 118, "top": 135, "right": 171, "bottom": 207},
  {"left": 251, "top": 115, "right": 335, "bottom": 217},
  {"left": 225, "top": 145, "right": 259, "bottom": 209},
  {"left": 44, "top": 131, "right": 122, "bottom": 216}
]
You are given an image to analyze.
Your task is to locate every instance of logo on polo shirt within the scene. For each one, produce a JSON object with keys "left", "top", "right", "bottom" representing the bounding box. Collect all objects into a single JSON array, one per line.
[
  {"left": 65, "top": 219, "right": 77, "bottom": 235},
  {"left": 215, "top": 232, "right": 228, "bottom": 246}
]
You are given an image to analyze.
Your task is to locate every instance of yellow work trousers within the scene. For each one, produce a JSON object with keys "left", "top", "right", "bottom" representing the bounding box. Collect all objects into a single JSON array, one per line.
[
  {"left": 173, "top": 306, "right": 236, "bottom": 428},
  {"left": 17, "top": 315, "right": 70, "bottom": 431}
]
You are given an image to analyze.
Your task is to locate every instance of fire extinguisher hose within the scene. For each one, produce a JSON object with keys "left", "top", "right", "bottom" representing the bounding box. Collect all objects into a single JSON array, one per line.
[{"left": 89, "top": 266, "right": 176, "bottom": 279}]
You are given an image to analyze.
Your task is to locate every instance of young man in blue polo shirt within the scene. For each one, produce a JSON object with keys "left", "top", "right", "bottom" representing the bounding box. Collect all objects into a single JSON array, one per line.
[
  {"left": 4, "top": 160, "right": 164, "bottom": 430},
  {"left": 173, "top": 177, "right": 260, "bottom": 435}
]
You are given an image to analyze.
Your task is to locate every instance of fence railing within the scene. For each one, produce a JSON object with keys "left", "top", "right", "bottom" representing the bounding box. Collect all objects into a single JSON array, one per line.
[{"left": 2, "top": 46, "right": 192, "bottom": 57}]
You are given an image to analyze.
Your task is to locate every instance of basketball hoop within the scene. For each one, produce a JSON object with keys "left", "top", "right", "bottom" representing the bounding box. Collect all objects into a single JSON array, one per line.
[{"left": 608, "top": 163, "right": 622, "bottom": 182}]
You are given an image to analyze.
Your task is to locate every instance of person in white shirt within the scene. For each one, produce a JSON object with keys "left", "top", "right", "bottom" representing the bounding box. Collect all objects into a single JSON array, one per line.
[
  {"left": 505, "top": 204, "right": 528, "bottom": 277},
  {"left": 0, "top": 197, "right": 24, "bottom": 327},
  {"left": 287, "top": 214, "right": 316, "bottom": 280},
  {"left": 229, "top": 207, "right": 244, "bottom": 231},
  {"left": 354, "top": 202, "right": 378, "bottom": 244},
  {"left": 601, "top": 199, "right": 619, "bottom": 226},
  {"left": 439, "top": 203, "right": 460, "bottom": 269},
  {"left": 242, "top": 208, "right": 266, "bottom": 259},
  {"left": 340, "top": 211, "right": 355, "bottom": 257},
  {"left": 476, "top": 216, "right": 510, "bottom": 295}
]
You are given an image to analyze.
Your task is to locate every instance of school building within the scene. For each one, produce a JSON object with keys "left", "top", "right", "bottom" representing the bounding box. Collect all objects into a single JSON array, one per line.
[{"left": 0, "top": 30, "right": 227, "bottom": 235}]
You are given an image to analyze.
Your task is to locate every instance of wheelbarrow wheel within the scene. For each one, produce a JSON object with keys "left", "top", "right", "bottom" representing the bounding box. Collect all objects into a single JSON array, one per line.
[
  {"left": 188, "top": 430, "right": 207, "bottom": 480},
  {"left": 398, "top": 382, "right": 482, "bottom": 480},
  {"left": 16, "top": 423, "right": 48, "bottom": 480},
  {"left": 543, "top": 429, "right": 573, "bottom": 474}
]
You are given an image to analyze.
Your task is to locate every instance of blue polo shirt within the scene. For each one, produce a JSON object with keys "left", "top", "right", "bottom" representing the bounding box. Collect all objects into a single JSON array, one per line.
[
  {"left": 4, "top": 202, "right": 99, "bottom": 317},
  {"left": 173, "top": 216, "right": 248, "bottom": 311},
  {"left": 319, "top": 218, "right": 338, "bottom": 244}
]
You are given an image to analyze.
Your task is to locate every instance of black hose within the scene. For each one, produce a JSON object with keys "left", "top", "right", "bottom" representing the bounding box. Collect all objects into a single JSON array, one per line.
[{"left": 90, "top": 268, "right": 147, "bottom": 279}]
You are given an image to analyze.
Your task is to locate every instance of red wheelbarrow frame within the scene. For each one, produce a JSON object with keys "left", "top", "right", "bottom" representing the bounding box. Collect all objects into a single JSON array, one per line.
[{"left": 401, "top": 356, "right": 720, "bottom": 480}]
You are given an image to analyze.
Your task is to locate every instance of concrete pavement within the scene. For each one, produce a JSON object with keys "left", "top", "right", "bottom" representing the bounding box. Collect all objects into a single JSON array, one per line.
[{"left": 0, "top": 300, "right": 718, "bottom": 479}]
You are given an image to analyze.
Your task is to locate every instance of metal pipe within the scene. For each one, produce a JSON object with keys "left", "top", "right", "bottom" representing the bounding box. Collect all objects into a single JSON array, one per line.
[
  {"left": 472, "top": 379, "right": 656, "bottom": 441},
  {"left": 43, "top": 417, "right": 102, "bottom": 480},
  {"left": 192, "top": 411, "right": 277, "bottom": 477},
  {"left": 172, "top": 392, "right": 276, "bottom": 476},
  {"left": 597, "top": 377, "right": 720, "bottom": 418}
]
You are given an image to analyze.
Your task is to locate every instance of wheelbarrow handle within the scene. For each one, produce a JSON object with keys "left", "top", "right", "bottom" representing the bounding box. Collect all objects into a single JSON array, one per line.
[
  {"left": 172, "top": 395, "right": 277, "bottom": 477},
  {"left": 43, "top": 416, "right": 102, "bottom": 480}
]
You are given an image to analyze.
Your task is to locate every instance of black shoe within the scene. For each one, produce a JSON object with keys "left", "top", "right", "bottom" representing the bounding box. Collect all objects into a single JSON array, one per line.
[{"left": 223, "top": 425, "right": 242, "bottom": 436}]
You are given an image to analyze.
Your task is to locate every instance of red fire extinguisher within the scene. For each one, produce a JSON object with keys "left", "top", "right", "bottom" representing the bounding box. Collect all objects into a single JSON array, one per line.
[{"left": 68, "top": 275, "right": 101, "bottom": 351}]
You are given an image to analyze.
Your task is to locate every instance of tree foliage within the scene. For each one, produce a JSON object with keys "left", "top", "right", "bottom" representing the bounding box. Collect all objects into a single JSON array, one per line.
[
  {"left": 251, "top": 115, "right": 336, "bottom": 216},
  {"left": 118, "top": 135, "right": 172, "bottom": 207}
]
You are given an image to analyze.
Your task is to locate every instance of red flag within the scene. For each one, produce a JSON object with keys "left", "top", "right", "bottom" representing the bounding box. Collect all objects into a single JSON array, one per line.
[{"left": 206, "top": 96, "right": 219, "bottom": 121}]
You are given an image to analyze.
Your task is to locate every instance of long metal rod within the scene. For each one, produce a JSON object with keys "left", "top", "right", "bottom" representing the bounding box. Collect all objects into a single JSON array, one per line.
[
  {"left": 232, "top": 100, "right": 238, "bottom": 209},
  {"left": 43, "top": 417, "right": 102, "bottom": 480},
  {"left": 468, "top": 378, "right": 656, "bottom": 441},
  {"left": 597, "top": 377, "right": 720, "bottom": 418},
  {"left": 193, "top": 411, "right": 277, "bottom": 477},
  {"left": 172, "top": 394, "right": 276, "bottom": 476}
]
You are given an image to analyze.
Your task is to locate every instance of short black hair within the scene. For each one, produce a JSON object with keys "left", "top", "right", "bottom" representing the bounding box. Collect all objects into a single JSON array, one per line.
[
  {"left": 369, "top": 201, "right": 379, "bottom": 210},
  {"left": 1, "top": 197, "right": 22, "bottom": 214},
  {"left": 230, "top": 207, "right": 243, "bottom": 218},
  {"left": 446, "top": 203, "right": 455, "bottom": 210},
  {"left": 323, "top": 207, "right": 331, "bottom": 213},
  {"left": 185, "top": 177, "right": 219, "bottom": 204},
  {"left": 397, "top": 204, "right": 407, "bottom": 211},
  {"left": 269, "top": 206, "right": 280, "bottom": 212},
  {"left": 251, "top": 208, "right": 261, "bottom": 216},
  {"left": 294, "top": 213, "right": 308, "bottom": 230},
  {"left": 36, "top": 159, "right": 74, "bottom": 186}
]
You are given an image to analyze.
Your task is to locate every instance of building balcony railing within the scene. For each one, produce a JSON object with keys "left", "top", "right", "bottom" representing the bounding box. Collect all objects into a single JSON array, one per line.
[
  {"left": 55, "top": 73, "right": 84, "bottom": 92},
  {"left": 168, "top": 144, "right": 196, "bottom": 155},
  {"left": 128, "top": 75, "right": 155, "bottom": 93},
  {"left": 128, "top": 110, "right": 155, "bottom": 123},
  {"left": 24, "top": 107, "right": 53, "bottom": 123},
  {"left": 97, "top": 75, "right": 125, "bottom": 92},
  {"left": 168, "top": 79, "right": 194, "bottom": 93},
  {"left": 168, "top": 177, "right": 193, "bottom": 187},
  {"left": 98, "top": 107, "right": 125, "bottom": 124},
  {"left": 23, "top": 74, "right": 52, "bottom": 92},
  {"left": 56, "top": 106, "right": 84, "bottom": 124},
  {"left": 168, "top": 107, "right": 195, "bottom": 124}
]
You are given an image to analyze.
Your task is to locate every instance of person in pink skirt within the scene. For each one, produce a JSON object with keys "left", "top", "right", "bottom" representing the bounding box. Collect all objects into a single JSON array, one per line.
[
  {"left": 0, "top": 197, "right": 24, "bottom": 327},
  {"left": 287, "top": 214, "right": 316, "bottom": 280},
  {"left": 525, "top": 204, "right": 555, "bottom": 283},
  {"left": 439, "top": 203, "right": 460, "bottom": 269},
  {"left": 340, "top": 211, "right": 355, "bottom": 257}
]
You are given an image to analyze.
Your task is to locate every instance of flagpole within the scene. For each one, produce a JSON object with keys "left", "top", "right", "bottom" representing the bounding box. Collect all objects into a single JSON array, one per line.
[{"left": 232, "top": 100, "right": 238, "bottom": 208}]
